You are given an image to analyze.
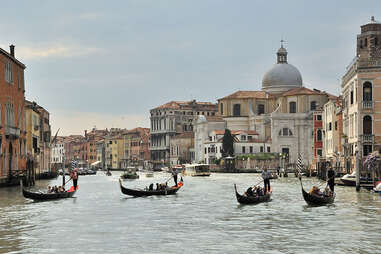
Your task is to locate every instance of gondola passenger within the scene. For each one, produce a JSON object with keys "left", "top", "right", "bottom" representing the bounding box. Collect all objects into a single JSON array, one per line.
[
  {"left": 246, "top": 187, "right": 254, "bottom": 196},
  {"left": 149, "top": 183, "right": 154, "bottom": 191}
]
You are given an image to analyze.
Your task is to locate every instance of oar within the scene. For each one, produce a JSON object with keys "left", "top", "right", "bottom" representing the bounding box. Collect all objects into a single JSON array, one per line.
[
  {"left": 64, "top": 178, "right": 72, "bottom": 185},
  {"left": 253, "top": 179, "right": 263, "bottom": 187}
]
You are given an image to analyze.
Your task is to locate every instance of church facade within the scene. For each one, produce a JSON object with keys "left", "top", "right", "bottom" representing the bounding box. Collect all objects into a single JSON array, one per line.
[{"left": 218, "top": 45, "right": 334, "bottom": 167}]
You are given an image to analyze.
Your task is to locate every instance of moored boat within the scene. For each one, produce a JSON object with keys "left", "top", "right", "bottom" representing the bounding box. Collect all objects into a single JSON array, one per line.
[
  {"left": 234, "top": 184, "right": 272, "bottom": 205},
  {"left": 300, "top": 178, "right": 335, "bottom": 206},
  {"left": 119, "top": 178, "right": 183, "bottom": 197}
]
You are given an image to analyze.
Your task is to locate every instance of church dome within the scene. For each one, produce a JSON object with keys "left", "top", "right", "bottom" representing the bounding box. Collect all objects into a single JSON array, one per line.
[{"left": 262, "top": 45, "right": 303, "bottom": 94}]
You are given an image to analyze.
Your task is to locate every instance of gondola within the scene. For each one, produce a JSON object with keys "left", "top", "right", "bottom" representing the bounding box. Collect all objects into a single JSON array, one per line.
[
  {"left": 22, "top": 182, "right": 78, "bottom": 201},
  {"left": 234, "top": 184, "right": 272, "bottom": 205},
  {"left": 299, "top": 177, "right": 335, "bottom": 206},
  {"left": 119, "top": 178, "right": 183, "bottom": 197}
]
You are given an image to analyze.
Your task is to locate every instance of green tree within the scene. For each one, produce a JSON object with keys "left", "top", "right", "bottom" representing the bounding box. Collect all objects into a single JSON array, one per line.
[{"left": 222, "top": 129, "right": 234, "bottom": 157}]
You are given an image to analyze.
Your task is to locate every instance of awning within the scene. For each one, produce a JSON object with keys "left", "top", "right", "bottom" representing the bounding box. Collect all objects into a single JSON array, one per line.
[{"left": 91, "top": 161, "right": 102, "bottom": 166}]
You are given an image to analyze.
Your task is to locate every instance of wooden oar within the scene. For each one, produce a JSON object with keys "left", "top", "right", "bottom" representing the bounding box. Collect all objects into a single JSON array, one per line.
[
  {"left": 253, "top": 179, "right": 263, "bottom": 187},
  {"left": 64, "top": 178, "right": 72, "bottom": 185}
]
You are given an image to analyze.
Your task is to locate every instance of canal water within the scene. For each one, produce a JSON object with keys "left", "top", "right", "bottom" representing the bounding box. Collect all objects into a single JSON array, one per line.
[{"left": 0, "top": 172, "right": 380, "bottom": 254}]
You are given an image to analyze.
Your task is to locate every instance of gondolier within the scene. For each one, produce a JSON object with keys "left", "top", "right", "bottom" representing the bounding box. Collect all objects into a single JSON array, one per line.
[
  {"left": 327, "top": 166, "right": 336, "bottom": 192},
  {"left": 262, "top": 168, "right": 271, "bottom": 194},
  {"left": 70, "top": 168, "right": 78, "bottom": 190},
  {"left": 172, "top": 168, "right": 178, "bottom": 186}
]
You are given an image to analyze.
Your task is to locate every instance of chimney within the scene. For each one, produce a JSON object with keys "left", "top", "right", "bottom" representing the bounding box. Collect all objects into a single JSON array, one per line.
[{"left": 10, "top": 45, "right": 15, "bottom": 57}]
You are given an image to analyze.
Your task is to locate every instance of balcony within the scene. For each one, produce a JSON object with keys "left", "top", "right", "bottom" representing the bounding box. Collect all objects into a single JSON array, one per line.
[
  {"left": 362, "top": 134, "right": 374, "bottom": 144},
  {"left": 361, "top": 100, "right": 374, "bottom": 110},
  {"left": 5, "top": 125, "right": 20, "bottom": 139}
]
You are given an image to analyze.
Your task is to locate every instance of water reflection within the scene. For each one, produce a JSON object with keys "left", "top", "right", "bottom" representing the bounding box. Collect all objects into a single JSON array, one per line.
[{"left": 0, "top": 172, "right": 380, "bottom": 253}]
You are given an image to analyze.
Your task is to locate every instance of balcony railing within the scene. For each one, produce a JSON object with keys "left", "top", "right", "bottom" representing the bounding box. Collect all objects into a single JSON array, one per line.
[
  {"left": 5, "top": 125, "right": 20, "bottom": 139},
  {"left": 362, "top": 134, "right": 374, "bottom": 143},
  {"left": 362, "top": 100, "right": 374, "bottom": 110}
]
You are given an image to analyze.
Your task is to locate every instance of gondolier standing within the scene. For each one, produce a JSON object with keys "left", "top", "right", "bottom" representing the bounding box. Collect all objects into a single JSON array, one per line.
[
  {"left": 172, "top": 168, "right": 178, "bottom": 186},
  {"left": 70, "top": 168, "right": 78, "bottom": 190},
  {"left": 262, "top": 168, "right": 271, "bottom": 194},
  {"left": 327, "top": 166, "right": 335, "bottom": 192}
]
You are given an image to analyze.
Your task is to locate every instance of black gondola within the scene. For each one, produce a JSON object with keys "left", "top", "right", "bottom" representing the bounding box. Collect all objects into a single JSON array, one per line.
[
  {"left": 22, "top": 182, "right": 78, "bottom": 201},
  {"left": 234, "top": 184, "right": 272, "bottom": 205},
  {"left": 299, "top": 178, "right": 335, "bottom": 206},
  {"left": 119, "top": 178, "right": 183, "bottom": 197}
]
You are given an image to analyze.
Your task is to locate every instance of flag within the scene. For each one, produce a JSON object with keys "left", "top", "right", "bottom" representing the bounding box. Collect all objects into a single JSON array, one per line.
[
  {"left": 71, "top": 159, "right": 78, "bottom": 170},
  {"left": 297, "top": 153, "right": 303, "bottom": 174},
  {"left": 50, "top": 128, "right": 60, "bottom": 145}
]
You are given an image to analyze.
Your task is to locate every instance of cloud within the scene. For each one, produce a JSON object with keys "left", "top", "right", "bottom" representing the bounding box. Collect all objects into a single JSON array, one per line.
[
  {"left": 50, "top": 110, "right": 150, "bottom": 136},
  {"left": 16, "top": 44, "right": 104, "bottom": 60},
  {"left": 79, "top": 12, "right": 105, "bottom": 20}
]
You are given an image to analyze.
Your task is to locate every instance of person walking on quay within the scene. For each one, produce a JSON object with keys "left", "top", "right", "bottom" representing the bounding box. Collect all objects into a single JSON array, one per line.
[
  {"left": 262, "top": 168, "right": 271, "bottom": 194},
  {"left": 70, "top": 169, "right": 79, "bottom": 190},
  {"left": 327, "top": 166, "right": 336, "bottom": 192},
  {"left": 172, "top": 169, "right": 178, "bottom": 186}
]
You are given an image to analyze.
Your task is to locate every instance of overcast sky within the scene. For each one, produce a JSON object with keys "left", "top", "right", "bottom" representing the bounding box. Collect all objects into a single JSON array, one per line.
[{"left": 0, "top": 1, "right": 379, "bottom": 135}]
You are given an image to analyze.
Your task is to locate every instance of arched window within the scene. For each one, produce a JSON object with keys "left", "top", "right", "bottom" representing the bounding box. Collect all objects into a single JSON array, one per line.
[
  {"left": 233, "top": 104, "right": 241, "bottom": 116},
  {"left": 363, "top": 82, "right": 372, "bottom": 101},
  {"left": 363, "top": 115, "right": 372, "bottom": 135},
  {"left": 220, "top": 103, "right": 223, "bottom": 115},
  {"left": 317, "top": 129, "right": 322, "bottom": 141},
  {"left": 310, "top": 101, "right": 317, "bottom": 111},
  {"left": 289, "top": 102, "right": 296, "bottom": 113}
]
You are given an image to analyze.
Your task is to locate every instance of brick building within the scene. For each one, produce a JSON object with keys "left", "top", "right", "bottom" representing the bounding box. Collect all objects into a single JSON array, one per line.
[{"left": 0, "top": 45, "right": 27, "bottom": 186}]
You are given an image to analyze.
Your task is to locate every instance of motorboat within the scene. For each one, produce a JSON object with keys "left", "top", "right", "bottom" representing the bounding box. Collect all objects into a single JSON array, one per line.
[
  {"left": 340, "top": 172, "right": 356, "bottom": 186},
  {"left": 374, "top": 181, "right": 381, "bottom": 194}
]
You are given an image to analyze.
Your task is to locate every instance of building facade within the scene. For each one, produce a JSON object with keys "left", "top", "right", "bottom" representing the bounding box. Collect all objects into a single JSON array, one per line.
[
  {"left": 149, "top": 100, "right": 217, "bottom": 167},
  {"left": 0, "top": 45, "right": 27, "bottom": 185},
  {"left": 341, "top": 16, "right": 381, "bottom": 173},
  {"left": 218, "top": 45, "right": 333, "bottom": 168}
]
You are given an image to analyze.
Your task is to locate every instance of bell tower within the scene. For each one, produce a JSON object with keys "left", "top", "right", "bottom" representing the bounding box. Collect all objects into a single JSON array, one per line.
[{"left": 357, "top": 16, "right": 381, "bottom": 60}]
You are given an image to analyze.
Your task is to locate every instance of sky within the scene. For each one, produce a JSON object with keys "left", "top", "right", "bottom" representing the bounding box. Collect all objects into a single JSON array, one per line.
[{"left": 0, "top": 0, "right": 379, "bottom": 135}]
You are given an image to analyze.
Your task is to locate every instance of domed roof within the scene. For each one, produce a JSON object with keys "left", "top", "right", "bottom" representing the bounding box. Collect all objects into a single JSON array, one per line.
[{"left": 262, "top": 46, "right": 303, "bottom": 94}]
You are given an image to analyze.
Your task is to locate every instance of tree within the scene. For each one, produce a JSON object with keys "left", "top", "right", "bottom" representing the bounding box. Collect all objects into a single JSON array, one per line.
[{"left": 222, "top": 129, "right": 234, "bottom": 157}]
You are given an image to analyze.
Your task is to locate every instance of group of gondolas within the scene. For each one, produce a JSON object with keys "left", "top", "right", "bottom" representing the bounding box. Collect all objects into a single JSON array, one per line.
[
  {"left": 234, "top": 168, "right": 336, "bottom": 206},
  {"left": 21, "top": 169, "right": 184, "bottom": 201}
]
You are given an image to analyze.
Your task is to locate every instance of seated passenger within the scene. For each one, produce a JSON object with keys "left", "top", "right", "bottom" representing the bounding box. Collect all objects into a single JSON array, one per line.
[
  {"left": 323, "top": 186, "right": 331, "bottom": 196},
  {"left": 246, "top": 187, "right": 253, "bottom": 196},
  {"left": 156, "top": 183, "right": 159, "bottom": 191},
  {"left": 309, "top": 186, "right": 323, "bottom": 196},
  {"left": 257, "top": 187, "right": 263, "bottom": 196},
  {"left": 47, "top": 186, "right": 52, "bottom": 193},
  {"left": 149, "top": 183, "right": 154, "bottom": 191}
]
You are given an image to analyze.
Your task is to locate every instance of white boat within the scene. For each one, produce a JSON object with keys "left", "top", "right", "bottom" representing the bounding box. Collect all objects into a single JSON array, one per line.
[
  {"left": 340, "top": 172, "right": 356, "bottom": 186},
  {"left": 374, "top": 181, "right": 381, "bottom": 193},
  {"left": 182, "top": 164, "right": 211, "bottom": 177}
]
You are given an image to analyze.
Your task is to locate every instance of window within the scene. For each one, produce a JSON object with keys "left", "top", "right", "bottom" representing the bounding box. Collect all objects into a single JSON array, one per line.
[
  {"left": 233, "top": 104, "right": 241, "bottom": 116},
  {"left": 317, "top": 149, "right": 322, "bottom": 156},
  {"left": 204, "top": 148, "right": 207, "bottom": 154},
  {"left": 260, "top": 146, "right": 264, "bottom": 152},
  {"left": 279, "top": 128, "right": 293, "bottom": 136},
  {"left": 363, "top": 82, "right": 372, "bottom": 101},
  {"left": 317, "top": 129, "right": 322, "bottom": 141},
  {"left": 350, "top": 90, "right": 353, "bottom": 104},
  {"left": 249, "top": 146, "right": 253, "bottom": 153},
  {"left": 363, "top": 145, "right": 372, "bottom": 156},
  {"left": 316, "top": 115, "right": 322, "bottom": 121},
  {"left": 365, "top": 38, "right": 368, "bottom": 47},
  {"left": 363, "top": 115, "right": 372, "bottom": 135},
  {"left": 289, "top": 102, "right": 296, "bottom": 113},
  {"left": 257, "top": 104, "right": 265, "bottom": 115},
  {"left": 310, "top": 101, "right": 317, "bottom": 111},
  {"left": 335, "top": 121, "right": 337, "bottom": 131},
  {"left": 329, "top": 123, "right": 332, "bottom": 131},
  {"left": 220, "top": 103, "right": 223, "bottom": 115},
  {"left": 267, "top": 147, "right": 270, "bottom": 153},
  {"left": 241, "top": 135, "right": 246, "bottom": 141},
  {"left": 242, "top": 146, "right": 246, "bottom": 154},
  {"left": 4, "top": 61, "right": 13, "bottom": 84},
  {"left": 248, "top": 136, "right": 252, "bottom": 141}
]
